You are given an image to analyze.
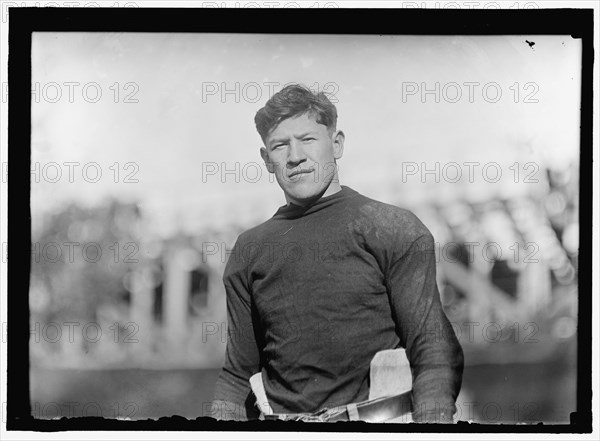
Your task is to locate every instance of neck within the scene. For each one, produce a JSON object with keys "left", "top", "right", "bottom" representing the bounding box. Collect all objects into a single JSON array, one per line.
[
  {"left": 321, "top": 181, "right": 342, "bottom": 199},
  {"left": 286, "top": 182, "right": 343, "bottom": 207}
]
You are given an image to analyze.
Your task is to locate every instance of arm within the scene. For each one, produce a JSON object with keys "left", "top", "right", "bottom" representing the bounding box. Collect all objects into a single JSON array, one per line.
[
  {"left": 385, "top": 231, "right": 464, "bottom": 423},
  {"left": 210, "top": 239, "right": 262, "bottom": 421}
]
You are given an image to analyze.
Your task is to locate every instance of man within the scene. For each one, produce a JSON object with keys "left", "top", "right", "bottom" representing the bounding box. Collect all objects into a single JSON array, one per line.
[{"left": 211, "top": 84, "right": 463, "bottom": 422}]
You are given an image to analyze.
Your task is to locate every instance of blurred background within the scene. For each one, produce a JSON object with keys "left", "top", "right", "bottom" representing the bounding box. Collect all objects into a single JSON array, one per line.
[{"left": 29, "top": 33, "right": 579, "bottom": 422}]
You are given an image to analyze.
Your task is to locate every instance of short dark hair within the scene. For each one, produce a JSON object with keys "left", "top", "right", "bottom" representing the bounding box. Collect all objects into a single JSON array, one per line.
[{"left": 254, "top": 84, "right": 338, "bottom": 143}]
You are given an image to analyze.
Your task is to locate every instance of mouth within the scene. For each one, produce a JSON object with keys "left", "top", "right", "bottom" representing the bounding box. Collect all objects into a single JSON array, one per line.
[{"left": 288, "top": 169, "right": 314, "bottom": 178}]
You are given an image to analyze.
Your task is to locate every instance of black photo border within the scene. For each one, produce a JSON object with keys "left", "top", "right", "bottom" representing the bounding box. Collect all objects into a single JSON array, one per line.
[{"left": 6, "top": 6, "right": 594, "bottom": 434}]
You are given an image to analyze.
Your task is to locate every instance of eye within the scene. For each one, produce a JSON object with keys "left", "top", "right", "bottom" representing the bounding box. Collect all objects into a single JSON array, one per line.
[{"left": 303, "top": 137, "right": 315, "bottom": 142}]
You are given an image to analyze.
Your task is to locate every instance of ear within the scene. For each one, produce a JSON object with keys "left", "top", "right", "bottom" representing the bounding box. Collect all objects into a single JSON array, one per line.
[
  {"left": 260, "top": 147, "right": 275, "bottom": 173},
  {"left": 332, "top": 130, "right": 345, "bottom": 160}
]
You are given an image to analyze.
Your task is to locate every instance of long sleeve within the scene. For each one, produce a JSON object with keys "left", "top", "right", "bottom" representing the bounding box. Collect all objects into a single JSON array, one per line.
[
  {"left": 210, "top": 238, "right": 262, "bottom": 420},
  {"left": 385, "top": 230, "right": 464, "bottom": 423}
]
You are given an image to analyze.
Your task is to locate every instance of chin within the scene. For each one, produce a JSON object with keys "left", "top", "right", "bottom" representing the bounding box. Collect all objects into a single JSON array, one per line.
[{"left": 286, "top": 183, "right": 326, "bottom": 204}]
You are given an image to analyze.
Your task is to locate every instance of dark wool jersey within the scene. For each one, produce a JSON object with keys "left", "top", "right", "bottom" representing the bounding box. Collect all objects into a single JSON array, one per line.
[{"left": 212, "top": 186, "right": 463, "bottom": 421}]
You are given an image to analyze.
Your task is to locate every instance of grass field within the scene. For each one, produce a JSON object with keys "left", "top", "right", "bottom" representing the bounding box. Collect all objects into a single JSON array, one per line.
[{"left": 30, "top": 356, "right": 576, "bottom": 424}]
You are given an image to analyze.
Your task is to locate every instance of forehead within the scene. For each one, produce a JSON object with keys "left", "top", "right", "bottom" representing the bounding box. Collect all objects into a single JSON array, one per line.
[{"left": 266, "top": 113, "right": 327, "bottom": 140}]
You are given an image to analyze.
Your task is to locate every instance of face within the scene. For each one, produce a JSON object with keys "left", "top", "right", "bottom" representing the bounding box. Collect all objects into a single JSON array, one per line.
[{"left": 260, "top": 113, "right": 344, "bottom": 206}]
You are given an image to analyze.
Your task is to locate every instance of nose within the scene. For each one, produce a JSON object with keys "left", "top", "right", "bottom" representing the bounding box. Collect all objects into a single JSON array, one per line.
[{"left": 287, "top": 140, "right": 307, "bottom": 167}]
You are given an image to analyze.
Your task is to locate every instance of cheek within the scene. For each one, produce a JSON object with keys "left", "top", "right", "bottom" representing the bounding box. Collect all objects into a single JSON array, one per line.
[
  {"left": 316, "top": 146, "right": 336, "bottom": 166},
  {"left": 268, "top": 157, "right": 284, "bottom": 173}
]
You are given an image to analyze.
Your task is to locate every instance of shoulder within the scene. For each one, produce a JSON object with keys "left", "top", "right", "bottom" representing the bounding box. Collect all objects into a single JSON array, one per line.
[
  {"left": 223, "top": 216, "right": 280, "bottom": 275},
  {"left": 348, "top": 192, "right": 437, "bottom": 264},
  {"left": 234, "top": 216, "right": 279, "bottom": 247},
  {"left": 350, "top": 192, "right": 433, "bottom": 242}
]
